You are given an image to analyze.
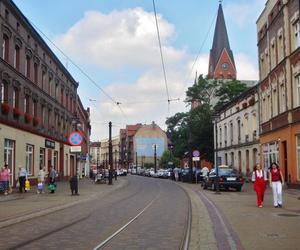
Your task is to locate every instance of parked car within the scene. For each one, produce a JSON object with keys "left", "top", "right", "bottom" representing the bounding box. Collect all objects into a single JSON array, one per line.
[{"left": 203, "top": 166, "right": 244, "bottom": 191}]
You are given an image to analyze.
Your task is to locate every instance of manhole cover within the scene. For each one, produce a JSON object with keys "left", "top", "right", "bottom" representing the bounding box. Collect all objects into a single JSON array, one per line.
[{"left": 277, "top": 213, "right": 299, "bottom": 217}]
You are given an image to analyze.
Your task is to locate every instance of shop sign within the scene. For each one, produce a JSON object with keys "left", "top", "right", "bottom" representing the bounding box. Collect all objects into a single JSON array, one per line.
[
  {"left": 70, "top": 146, "right": 82, "bottom": 153},
  {"left": 45, "top": 139, "right": 55, "bottom": 149}
]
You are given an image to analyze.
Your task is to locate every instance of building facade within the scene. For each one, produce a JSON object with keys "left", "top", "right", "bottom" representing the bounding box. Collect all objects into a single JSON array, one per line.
[
  {"left": 214, "top": 86, "right": 260, "bottom": 176},
  {"left": 89, "top": 141, "right": 101, "bottom": 169},
  {"left": 257, "top": 0, "right": 300, "bottom": 185},
  {"left": 0, "top": 1, "right": 86, "bottom": 185},
  {"left": 100, "top": 136, "right": 120, "bottom": 170},
  {"left": 134, "top": 122, "right": 168, "bottom": 167}
]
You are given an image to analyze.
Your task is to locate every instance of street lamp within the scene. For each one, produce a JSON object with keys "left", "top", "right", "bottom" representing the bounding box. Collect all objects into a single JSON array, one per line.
[{"left": 213, "top": 113, "right": 221, "bottom": 194}]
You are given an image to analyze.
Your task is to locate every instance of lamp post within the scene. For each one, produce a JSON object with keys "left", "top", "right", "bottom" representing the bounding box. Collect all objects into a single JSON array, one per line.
[
  {"left": 153, "top": 144, "right": 157, "bottom": 173},
  {"left": 108, "top": 121, "right": 113, "bottom": 185},
  {"left": 213, "top": 114, "right": 220, "bottom": 194}
]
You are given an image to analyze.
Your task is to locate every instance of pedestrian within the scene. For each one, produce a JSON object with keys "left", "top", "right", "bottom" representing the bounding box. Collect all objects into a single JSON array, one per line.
[
  {"left": 48, "top": 166, "right": 57, "bottom": 194},
  {"left": 0, "top": 164, "right": 10, "bottom": 195},
  {"left": 174, "top": 169, "right": 179, "bottom": 182},
  {"left": 18, "top": 167, "right": 27, "bottom": 193},
  {"left": 251, "top": 164, "right": 267, "bottom": 208},
  {"left": 69, "top": 175, "right": 79, "bottom": 195},
  {"left": 37, "top": 166, "right": 47, "bottom": 194},
  {"left": 269, "top": 162, "right": 284, "bottom": 208},
  {"left": 114, "top": 169, "right": 117, "bottom": 181}
]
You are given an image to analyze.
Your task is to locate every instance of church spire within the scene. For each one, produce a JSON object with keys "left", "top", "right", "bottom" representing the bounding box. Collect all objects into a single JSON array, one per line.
[{"left": 208, "top": 2, "right": 236, "bottom": 80}]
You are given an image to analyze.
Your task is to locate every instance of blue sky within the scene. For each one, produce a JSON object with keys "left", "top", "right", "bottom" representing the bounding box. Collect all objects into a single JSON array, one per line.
[{"left": 13, "top": 0, "right": 265, "bottom": 140}]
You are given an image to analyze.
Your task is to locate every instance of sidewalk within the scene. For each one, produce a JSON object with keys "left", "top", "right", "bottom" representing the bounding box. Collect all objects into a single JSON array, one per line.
[
  {"left": 180, "top": 182, "right": 300, "bottom": 250},
  {"left": 0, "top": 177, "right": 128, "bottom": 229}
]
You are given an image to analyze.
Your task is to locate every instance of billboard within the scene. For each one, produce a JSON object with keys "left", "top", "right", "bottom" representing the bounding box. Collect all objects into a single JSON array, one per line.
[{"left": 135, "top": 137, "right": 165, "bottom": 157}]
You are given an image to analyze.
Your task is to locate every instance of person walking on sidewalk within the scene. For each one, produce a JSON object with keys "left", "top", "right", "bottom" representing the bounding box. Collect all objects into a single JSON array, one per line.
[
  {"left": 37, "top": 167, "right": 47, "bottom": 194},
  {"left": 252, "top": 164, "right": 267, "bottom": 208},
  {"left": 0, "top": 164, "right": 10, "bottom": 195},
  {"left": 18, "top": 167, "right": 27, "bottom": 193},
  {"left": 48, "top": 166, "right": 57, "bottom": 194},
  {"left": 69, "top": 175, "right": 79, "bottom": 195},
  {"left": 269, "top": 162, "right": 284, "bottom": 208}
]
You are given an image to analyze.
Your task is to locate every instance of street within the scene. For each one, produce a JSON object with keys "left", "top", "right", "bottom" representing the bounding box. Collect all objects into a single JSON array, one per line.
[
  {"left": 0, "top": 176, "right": 189, "bottom": 250},
  {"left": 1, "top": 176, "right": 300, "bottom": 250}
]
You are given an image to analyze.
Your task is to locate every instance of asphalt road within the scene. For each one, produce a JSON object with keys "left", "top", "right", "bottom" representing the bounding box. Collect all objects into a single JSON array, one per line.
[{"left": 0, "top": 176, "right": 190, "bottom": 250}]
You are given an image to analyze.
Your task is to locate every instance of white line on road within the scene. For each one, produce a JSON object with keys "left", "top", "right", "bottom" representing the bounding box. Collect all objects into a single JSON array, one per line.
[{"left": 92, "top": 194, "right": 159, "bottom": 250}]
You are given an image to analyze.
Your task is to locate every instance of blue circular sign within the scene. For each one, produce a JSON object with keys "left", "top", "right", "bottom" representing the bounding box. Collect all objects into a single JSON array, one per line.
[
  {"left": 68, "top": 132, "right": 83, "bottom": 146},
  {"left": 193, "top": 150, "right": 200, "bottom": 157}
]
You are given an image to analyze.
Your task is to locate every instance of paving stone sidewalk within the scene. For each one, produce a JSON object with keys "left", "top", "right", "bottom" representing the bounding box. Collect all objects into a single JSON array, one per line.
[
  {"left": 178, "top": 181, "right": 300, "bottom": 250},
  {"left": 0, "top": 177, "right": 128, "bottom": 228}
]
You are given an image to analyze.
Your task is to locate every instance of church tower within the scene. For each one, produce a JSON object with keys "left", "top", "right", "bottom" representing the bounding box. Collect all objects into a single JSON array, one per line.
[{"left": 208, "top": 2, "right": 236, "bottom": 80}]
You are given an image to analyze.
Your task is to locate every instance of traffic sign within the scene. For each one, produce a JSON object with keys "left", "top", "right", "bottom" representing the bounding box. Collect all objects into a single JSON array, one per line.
[
  {"left": 193, "top": 150, "right": 200, "bottom": 157},
  {"left": 70, "top": 146, "right": 82, "bottom": 153},
  {"left": 68, "top": 132, "right": 83, "bottom": 146},
  {"left": 193, "top": 157, "right": 200, "bottom": 161}
]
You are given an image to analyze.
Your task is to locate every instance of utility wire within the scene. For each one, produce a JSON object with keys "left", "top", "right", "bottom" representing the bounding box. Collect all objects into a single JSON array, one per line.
[
  {"left": 28, "top": 20, "right": 128, "bottom": 120},
  {"left": 181, "top": 8, "right": 218, "bottom": 100},
  {"left": 152, "top": 0, "right": 171, "bottom": 113}
]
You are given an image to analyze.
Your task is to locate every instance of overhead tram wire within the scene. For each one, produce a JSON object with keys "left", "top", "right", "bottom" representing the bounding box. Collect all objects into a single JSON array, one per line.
[
  {"left": 180, "top": 7, "right": 218, "bottom": 100},
  {"left": 152, "top": 0, "right": 172, "bottom": 114},
  {"left": 28, "top": 20, "right": 128, "bottom": 121}
]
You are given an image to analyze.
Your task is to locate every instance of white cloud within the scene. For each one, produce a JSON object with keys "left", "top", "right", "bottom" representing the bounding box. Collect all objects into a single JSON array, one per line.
[
  {"left": 57, "top": 8, "right": 259, "bottom": 140},
  {"left": 235, "top": 53, "right": 259, "bottom": 80},
  {"left": 56, "top": 8, "right": 186, "bottom": 69}
]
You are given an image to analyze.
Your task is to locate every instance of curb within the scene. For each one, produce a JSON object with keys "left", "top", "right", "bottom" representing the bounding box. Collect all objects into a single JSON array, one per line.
[{"left": 0, "top": 178, "right": 129, "bottom": 229}]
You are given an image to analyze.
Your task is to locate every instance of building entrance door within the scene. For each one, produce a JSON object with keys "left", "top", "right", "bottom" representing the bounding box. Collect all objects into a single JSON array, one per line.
[
  {"left": 282, "top": 141, "right": 288, "bottom": 183},
  {"left": 4, "top": 139, "right": 15, "bottom": 186},
  {"left": 47, "top": 149, "right": 52, "bottom": 172}
]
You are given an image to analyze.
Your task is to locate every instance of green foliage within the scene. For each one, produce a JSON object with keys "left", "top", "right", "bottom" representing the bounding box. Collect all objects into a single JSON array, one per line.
[
  {"left": 214, "top": 80, "right": 249, "bottom": 111},
  {"left": 159, "top": 150, "right": 180, "bottom": 169}
]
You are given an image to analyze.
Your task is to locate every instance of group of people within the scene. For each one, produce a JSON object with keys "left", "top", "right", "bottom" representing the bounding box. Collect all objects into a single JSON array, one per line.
[
  {"left": 252, "top": 162, "right": 284, "bottom": 208},
  {"left": 0, "top": 164, "right": 11, "bottom": 195}
]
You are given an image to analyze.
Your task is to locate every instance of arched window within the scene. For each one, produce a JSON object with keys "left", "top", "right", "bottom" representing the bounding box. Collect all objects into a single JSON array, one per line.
[
  {"left": 2, "top": 34, "right": 9, "bottom": 62},
  {"left": 0, "top": 81, "right": 8, "bottom": 103},
  {"left": 25, "top": 55, "right": 31, "bottom": 78},
  {"left": 14, "top": 45, "right": 20, "bottom": 70}
]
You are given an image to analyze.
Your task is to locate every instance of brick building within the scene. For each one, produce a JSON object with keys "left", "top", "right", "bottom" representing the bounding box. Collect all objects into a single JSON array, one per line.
[
  {"left": 0, "top": 0, "right": 88, "bottom": 185},
  {"left": 257, "top": 0, "right": 300, "bottom": 185}
]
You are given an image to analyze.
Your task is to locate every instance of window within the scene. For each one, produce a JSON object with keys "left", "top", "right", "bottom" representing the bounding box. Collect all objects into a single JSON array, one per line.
[
  {"left": 42, "top": 71, "right": 45, "bottom": 90},
  {"left": 277, "top": 31, "right": 284, "bottom": 62},
  {"left": 2, "top": 34, "right": 9, "bottom": 62},
  {"left": 42, "top": 106, "right": 45, "bottom": 125},
  {"left": 40, "top": 148, "right": 45, "bottom": 169},
  {"left": 12, "top": 88, "right": 19, "bottom": 109},
  {"left": 14, "top": 45, "right": 20, "bottom": 70},
  {"left": 49, "top": 77, "right": 52, "bottom": 96},
  {"left": 70, "top": 96, "right": 72, "bottom": 112},
  {"left": 55, "top": 84, "right": 58, "bottom": 100},
  {"left": 272, "top": 88, "right": 278, "bottom": 116},
  {"left": 66, "top": 93, "right": 68, "bottom": 110},
  {"left": 25, "top": 144, "right": 34, "bottom": 175},
  {"left": 270, "top": 38, "right": 276, "bottom": 69},
  {"left": 0, "top": 81, "right": 8, "bottom": 103},
  {"left": 280, "top": 83, "right": 286, "bottom": 113},
  {"left": 34, "top": 63, "right": 38, "bottom": 84},
  {"left": 263, "top": 142, "right": 279, "bottom": 169},
  {"left": 25, "top": 56, "right": 31, "bottom": 78},
  {"left": 24, "top": 96, "right": 29, "bottom": 113},
  {"left": 297, "top": 75, "right": 300, "bottom": 106},
  {"left": 224, "top": 125, "right": 227, "bottom": 145},
  {"left": 293, "top": 21, "right": 300, "bottom": 50},
  {"left": 237, "top": 120, "right": 241, "bottom": 141},
  {"left": 230, "top": 123, "right": 233, "bottom": 144},
  {"left": 296, "top": 135, "right": 300, "bottom": 180},
  {"left": 33, "top": 101, "right": 37, "bottom": 117},
  {"left": 61, "top": 88, "right": 64, "bottom": 105},
  {"left": 54, "top": 151, "right": 58, "bottom": 171},
  {"left": 48, "top": 109, "right": 52, "bottom": 128}
]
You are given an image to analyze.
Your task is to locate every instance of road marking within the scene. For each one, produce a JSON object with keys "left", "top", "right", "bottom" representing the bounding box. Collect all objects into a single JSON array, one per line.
[{"left": 92, "top": 194, "right": 159, "bottom": 250}]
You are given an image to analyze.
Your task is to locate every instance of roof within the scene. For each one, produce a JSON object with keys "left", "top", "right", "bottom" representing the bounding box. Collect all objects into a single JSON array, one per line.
[{"left": 209, "top": 3, "right": 235, "bottom": 74}]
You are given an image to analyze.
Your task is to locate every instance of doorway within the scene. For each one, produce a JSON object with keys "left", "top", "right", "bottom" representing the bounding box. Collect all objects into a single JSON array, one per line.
[
  {"left": 282, "top": 141, "right": 288, "bottom": 183},
  {"left": 4, "top": 139, "right": 15, "bottom": 186},
  {"left": 47, "top": 149, "right": 52, "bottom": 172}
]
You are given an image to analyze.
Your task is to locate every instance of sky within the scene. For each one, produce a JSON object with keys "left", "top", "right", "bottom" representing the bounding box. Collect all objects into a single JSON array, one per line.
[{"left": 13, "top": 0, "right": 266, "bottom": 141}]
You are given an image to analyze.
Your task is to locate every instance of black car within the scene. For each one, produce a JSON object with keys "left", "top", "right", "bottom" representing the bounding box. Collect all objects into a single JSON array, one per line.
[
  {"left": 181, "top": 168, "right": 203, "bottom": 183},
  {"left": 203, "top": 167, "right": 244, "bottom": 191}
]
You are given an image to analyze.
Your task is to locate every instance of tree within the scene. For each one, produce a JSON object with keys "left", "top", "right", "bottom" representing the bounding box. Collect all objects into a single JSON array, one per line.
[
  {"left": 185, "top": 74, "right": 218, "bottom": 106},
  {"left": 214, "top": 80, "right": 249, "bottom": 111},
  {"left": 159, "top": 150, "right": 180, "bottom": 169}
]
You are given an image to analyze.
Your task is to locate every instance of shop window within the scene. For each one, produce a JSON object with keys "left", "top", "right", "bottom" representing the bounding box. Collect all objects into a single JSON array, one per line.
[
  {"left": 26, "top": 144, "right": 34, "bottom": 175},
  {"left": 263, "top": 142, "right": 279, "bottom": 169},
  {"left": 40, "top": 148, "right": 45, "bottom": 169}
]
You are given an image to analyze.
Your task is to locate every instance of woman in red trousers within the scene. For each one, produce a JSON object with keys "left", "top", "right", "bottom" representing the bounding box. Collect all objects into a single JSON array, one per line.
[{"left": 252, "top": 164, "right": 267, "bottom": 208}]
